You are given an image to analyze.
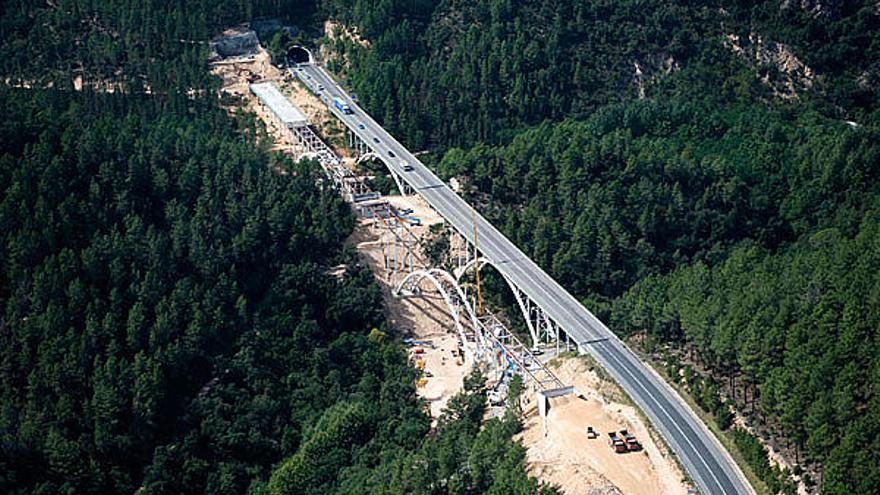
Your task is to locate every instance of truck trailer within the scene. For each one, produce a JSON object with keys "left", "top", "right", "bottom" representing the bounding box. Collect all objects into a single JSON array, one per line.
[{"left": 333, "top": 97, "right": 352, "bottom": 114}]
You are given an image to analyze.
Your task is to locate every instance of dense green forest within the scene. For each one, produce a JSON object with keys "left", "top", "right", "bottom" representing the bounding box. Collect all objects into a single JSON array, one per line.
[
  {"left": 0, "top": 1, "right": 552, "bottom": 494},
  {"left": 326, "top": 0, "right": 879, "bottom": 150},
  {"left": 323, "top": 0, "right": 880, "bottom": 493},
  {"left": 0, "top": 0, "right": 312, "bottom": 91},
  {"left": 0, "top": 86, "right": 399, "bottom": 493},
  {"left": 2, "top": 0, "right": 879, "bottom": 492}
]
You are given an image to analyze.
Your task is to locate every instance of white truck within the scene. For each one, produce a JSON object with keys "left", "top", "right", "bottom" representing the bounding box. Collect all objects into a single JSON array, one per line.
[{"left": 333, "top": 97, "right": 352, "bottom": 114}]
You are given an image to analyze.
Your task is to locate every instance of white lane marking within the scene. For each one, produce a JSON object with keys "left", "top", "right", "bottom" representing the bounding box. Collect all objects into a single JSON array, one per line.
[
  {"left": 598, "top": 343, "right": 732, "bottom": 494},
  {"left": 298, "top": 65, "right": 745, "bottom": 494},
  {"left": 427, "top": 184, "right": 735, "bottom": 492}
]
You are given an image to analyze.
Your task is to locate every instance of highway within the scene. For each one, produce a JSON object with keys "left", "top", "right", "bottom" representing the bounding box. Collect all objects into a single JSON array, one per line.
[{"left": 293, "top": 62, "right": 754, "bottom": 495}]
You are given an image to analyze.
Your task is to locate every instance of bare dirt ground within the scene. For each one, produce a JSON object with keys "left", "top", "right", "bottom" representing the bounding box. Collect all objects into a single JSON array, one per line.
[
  {"left": 210, "top": 47, "right": 291, "bottom": 152},
  {"left": 210, "top": 46, "right": 348, "bottom": 154},
  {"left": 348, "top": 195, "right": 472, "bottom": 419},
  {"left": 209, "top": 40, "right": 689, "bottom": 492},
  {"left": 209, "top": 42, "right": 468, "bottom": 420},
  {"left": 517, "top": 356, "right": 690, "bottom": 495},
  {"left": 210, "top": 47, "right": 278, "bottom": 99}
]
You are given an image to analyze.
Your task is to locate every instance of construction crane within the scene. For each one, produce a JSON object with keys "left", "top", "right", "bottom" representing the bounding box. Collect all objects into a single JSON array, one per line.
[{"left": 473, "top": 209, "right": 484, "bottom": 316}]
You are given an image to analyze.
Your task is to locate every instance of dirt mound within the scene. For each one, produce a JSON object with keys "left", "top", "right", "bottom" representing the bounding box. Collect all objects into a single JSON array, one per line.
[{"left": 517, "top": 355, "right": 689, "bottom": 495}]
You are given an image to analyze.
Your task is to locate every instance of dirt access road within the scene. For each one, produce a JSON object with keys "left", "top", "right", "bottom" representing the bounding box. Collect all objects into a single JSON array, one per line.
[
  {"left": 211, "top": 33, "right": 691, "bottom": 492},
  {"left": 211, "top": 39, "right": 469, "bottom": 420},
  {"left": 518, "top": 356, "right": 690, "bottom": 495}
]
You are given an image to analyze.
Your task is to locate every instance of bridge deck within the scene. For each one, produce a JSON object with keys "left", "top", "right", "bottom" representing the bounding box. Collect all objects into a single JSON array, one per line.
[{"left": 291, "top": 63, "right": 753, "bottom": 495}]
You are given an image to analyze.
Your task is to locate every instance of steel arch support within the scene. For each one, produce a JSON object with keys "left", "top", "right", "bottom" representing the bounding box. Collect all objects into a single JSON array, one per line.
[
  {"left": 453, "top": 256, "right": 490, "bottom": 283},
  {"left": 355, "top": 152, "right": 380, "bottom": 165},
  {"left": 454, "top": 254, "right": 547, "bottom": 350},
  {"left": 388, "top": 170, "right": 410, "bottom": 196},
  {"left": 506, "top": 278, "right": 540, "bottom": 348},
  {"left": 394, "top": 269, "right": 483, "bottom": 357}
]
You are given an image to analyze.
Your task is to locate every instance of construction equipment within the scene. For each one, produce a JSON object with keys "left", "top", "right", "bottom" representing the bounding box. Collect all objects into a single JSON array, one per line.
[
  {"left": 608, "top": 432, "right": 628, "bottom": 453},
  {"left": 620, "top": 430, "right": 642, "bottom": 451},
  {"left": 394, "top": 209, "right": 422, "bottom": 226},
  {"left": 473, "top": 209, "right": 483, "bottom": 315},
  {"left": 416, "top": 377, "right": 427, "bottom": 388}
]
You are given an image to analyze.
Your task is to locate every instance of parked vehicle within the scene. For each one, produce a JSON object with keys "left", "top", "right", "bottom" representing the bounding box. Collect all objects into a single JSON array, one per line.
[
  {"left": 586, "top": 426, "right": 598, "bottom": 439},
  {"left": 620, "top": 430, "right": 642, "bottom": 451},
  {"left": 608, "top": 432, "right": 628, "bottom": 453}
]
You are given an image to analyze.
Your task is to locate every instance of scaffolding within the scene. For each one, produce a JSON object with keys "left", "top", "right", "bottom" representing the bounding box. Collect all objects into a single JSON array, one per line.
[{"left": 249, "top": 81, "right": 370, "bottom": 200}]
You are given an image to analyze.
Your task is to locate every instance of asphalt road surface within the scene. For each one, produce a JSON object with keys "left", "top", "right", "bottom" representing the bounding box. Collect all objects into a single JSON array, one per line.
[{"left": 293, "top": 62, "right": 754, "bottom": 495}]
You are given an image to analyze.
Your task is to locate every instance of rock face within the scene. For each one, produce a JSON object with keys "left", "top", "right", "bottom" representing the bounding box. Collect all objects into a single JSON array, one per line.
[
  {"left": 633, "top": 55, "right": 679, "bottom": 100},
  {"left": 724, "top": 32, "right": 815, "bottom": 99},
  {"left": 210, "top": 30, "right": 260, "bottom": 58},
  {"left": 780, "top": 0, "right": 843, "bottom": 19}
]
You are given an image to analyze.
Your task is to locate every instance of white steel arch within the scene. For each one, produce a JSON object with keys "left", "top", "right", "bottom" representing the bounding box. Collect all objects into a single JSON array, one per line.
[
  {"left": 355, "top": 152, "right": 408, "bottom": 195},
  {"left": 355, "top": 152, "right": 380, "bottom": 165},
  {"left": 394, "top": 267, "right": 564, "bottom": 392},
  {"left": 394, "top": 268, "right": 486, "bottom": 356},
  {"left": 453, "top": 255, "right": 552, "bottom": 348},
  {"left": 453, "top": 256, "right": 491, "bottom": 283}
]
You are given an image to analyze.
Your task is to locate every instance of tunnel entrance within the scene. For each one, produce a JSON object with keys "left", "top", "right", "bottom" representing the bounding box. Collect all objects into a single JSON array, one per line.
[{"left": 286, "top": 45, "right": 313, "bottom": 64}]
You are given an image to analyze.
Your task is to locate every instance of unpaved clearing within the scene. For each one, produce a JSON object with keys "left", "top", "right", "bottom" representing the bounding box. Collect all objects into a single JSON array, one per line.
[
  {"left": 349, "top": 195, "right": 470, "bottom": 418},
  {"left": 210, "top": 39, "right": 469, "bottom": 419},
  {"left": 210, "top": 46, "right": 347, "bottom": 152},
  {"left": 210, "top": 39, "right": 688, "bottom": 492},
  {"left": 517, "top": 356, "right": 689, "bottom": 495}
]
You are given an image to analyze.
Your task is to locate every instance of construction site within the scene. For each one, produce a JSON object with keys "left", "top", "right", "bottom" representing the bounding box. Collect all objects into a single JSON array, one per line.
[{"left": 209, "top": 29, "right": 691, "bottom": 495}]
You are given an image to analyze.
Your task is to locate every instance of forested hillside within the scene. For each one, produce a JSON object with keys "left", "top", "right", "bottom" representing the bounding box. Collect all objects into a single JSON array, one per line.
[
  {"left": 326, "top": 0, "right": 879, "bottom": 150},
  {"left": 0, "top": 0, "right": 313, "bottom": 91},
  {"left": 2, "top": 0, "right": 878, "bottom": 492},
  {"left": 323, "top": 1, "right": 880, "bottom": 493},
  {"left": 0, "top": 1, "right": 552, "bottom": 494},
  {"left": 0, "top": 86, "right": 400, "bottom": 493}
]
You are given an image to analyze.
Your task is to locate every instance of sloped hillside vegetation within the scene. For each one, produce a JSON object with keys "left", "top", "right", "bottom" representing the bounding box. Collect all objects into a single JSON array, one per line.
[{"left": 323, "top": 1, "right": 880, "bottom": 493}]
